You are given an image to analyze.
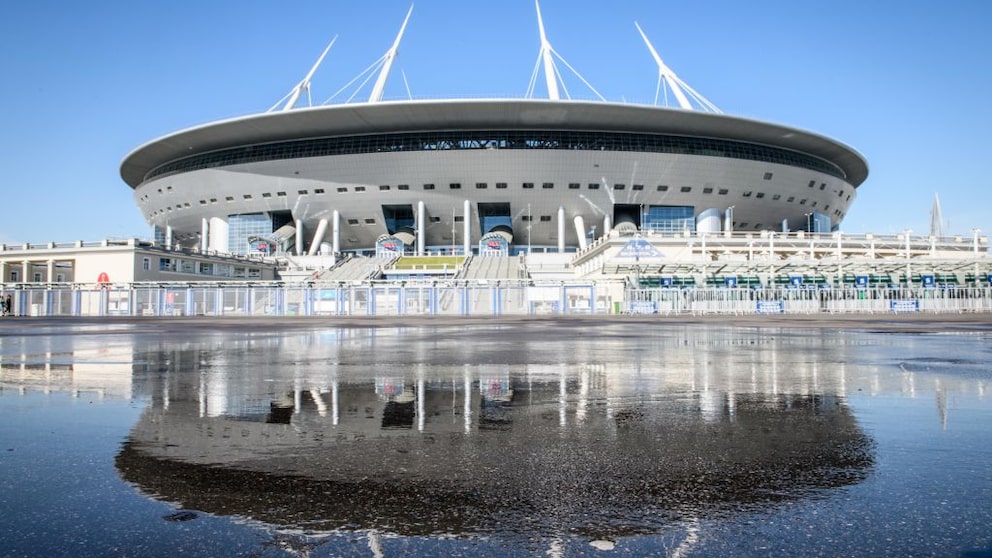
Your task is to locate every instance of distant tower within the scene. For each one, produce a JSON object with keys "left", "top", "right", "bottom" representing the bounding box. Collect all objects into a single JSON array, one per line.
[{"left": 930, "top": 193, "right": 944, "bottom": 238}]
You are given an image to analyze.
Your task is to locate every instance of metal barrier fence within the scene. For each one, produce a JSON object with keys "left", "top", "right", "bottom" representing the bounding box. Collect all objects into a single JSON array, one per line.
[{"left": 0, "top": 283, "right": 990, "bottom": 318}]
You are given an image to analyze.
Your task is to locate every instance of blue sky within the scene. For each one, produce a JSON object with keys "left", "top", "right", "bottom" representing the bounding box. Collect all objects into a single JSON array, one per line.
[{"left": 1, "top": 0, "right": 990, "bottom": 244}]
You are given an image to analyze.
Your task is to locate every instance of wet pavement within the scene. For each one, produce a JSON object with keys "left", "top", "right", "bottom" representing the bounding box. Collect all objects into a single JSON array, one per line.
[{"left": 1, "top": 317, "right": 991, "bottom": 557}]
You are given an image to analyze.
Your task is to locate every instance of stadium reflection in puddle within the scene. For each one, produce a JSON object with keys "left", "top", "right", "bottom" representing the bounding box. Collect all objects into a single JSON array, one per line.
[{"left": 113, "top": 325, "right": 876, "bottom": 545}]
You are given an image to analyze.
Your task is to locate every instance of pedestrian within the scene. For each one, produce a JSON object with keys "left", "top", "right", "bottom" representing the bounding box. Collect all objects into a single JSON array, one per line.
[
  {"left": 0, "top": 297, "right": 5, "bottom": 316},
  {"left": 5, "top": 294, "right": 10, "bottom": 317}
]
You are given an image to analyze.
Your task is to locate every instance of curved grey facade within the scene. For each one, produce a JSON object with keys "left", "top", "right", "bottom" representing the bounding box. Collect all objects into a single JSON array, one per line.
[{"left": 121, "top": 99, "right": 868, "bottom": 254}]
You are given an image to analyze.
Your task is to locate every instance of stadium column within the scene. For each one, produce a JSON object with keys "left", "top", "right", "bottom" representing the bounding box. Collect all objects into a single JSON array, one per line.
[
  {"left": 295, "top": 219, "right": 304, "bottom": 256},
  {"left": 165, "top": 225, "right": 173, "bottom": 250},
  {"left": 557, "top": 206, "right": 565, "bottom": 253},
  {"left": 417, "top": 201, "right": 426, "bottom": 256},
  {"left": 603, "top": 214, "right": 612, "bottom": 237},
  {"left": 463, "top": 200, "right": 470, "bottom": 256},
  {"left": 573, "top": 215, "right": 587, "bottom": 250},
  {"left": 308, "top": 218, "right": 328, "bottom": 256},
  {"left": 209, "top": 217, "right": 228, "bottom": 253},
  {"left": 332, "top": 210, "right": 340, "bottom": 264},
  {"left": 200, "top": 219, "right": 209, "bottom": 252}
]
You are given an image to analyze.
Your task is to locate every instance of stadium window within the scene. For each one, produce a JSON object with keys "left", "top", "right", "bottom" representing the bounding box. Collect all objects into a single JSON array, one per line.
[
  {"left": 614, "top": 184, "right": 625, "bottom": 190},
  {"left": 824, "top": 204, "right": 830, "bottom": 211},
  {"left": 142, "top": 258, "right": 150, "bottom": 271},
  {"left": 347, "top": 219, "right": 359, "bottom": 225},
  {"left": 763, "top": 172, "right": 773, "bottom": 180},
  {"left": 243, "top": 194, "right": 252, "bottom": 200},
  {"left": 496, "top": 182, "right": 508, "bottom": 189},
  {"left": 225, "top": 196, "right": 234, "bottom": 201},
  {"left": 742, "top": 191, "right": 753, "bottom": 198},
  {"left": 523, "top": 182, "right": 534, "bottom": 189},
  {"left": 588, "top": 183, "right": 600, "bottom": 190},
  {"left": 430, "top": 216, "right": 441, "bottom": 223},
  {"left": 540, "top": 215, "right": 552, "bottom": 222},
  {"left": 337, "top": 187, "right": 347, "bottom": 193},
  {"left": 521, "top": 215, "right": 533, "bottom": 222},
  {"left": 787, "top": 196, "right": 795, "bottom": 202},
  {"left": 314, "top": 189, "right": 325, "bottom": 194},
  {"left": 262, "top": 192, "right": 271, "bottom": 198},
  {"left": 657, "top": 185, "right": 669, "bottom": 192},
  {"left": 811, "top": 201, "right": 817, "bottom": 207},
  {"left": 364, "top": 218, "right": 375, "bottom": 224},
  {"left": 739, "top": 222, "right": 748, "bottom": 228},
  {"left": 450, "top": 183, "right": 461, "bottom": 189},
  {"left": 277, "top": 191, "right": 286, "bottom": 197},
  {"left": 183, "top": 202, "right": 190, "bottom": 207},
  {"left": 772, "top": 194, "right": 781, "bottom": 201},
  {"left": 799, "top": 199, "right": 807, "bottom": 205},
  {"left": 568, "top": 183, "right": 580, "bottom": 189},
  {"left": 754, "top": 224, "right": 762, "bottom": 229},
  {"left": 718, "top": 188, "right": 729, "bottom": 195},
  {"left": 543, "top": 182, "right": 554, "bottom": 189},
  {"left": 354, "top": 186, "right": 365, "bottom": 192},
  {"left": 298, "top": 190, "right": 308, "bottom": 195},
  {"left": 476, "top": 182, "right": 487, "bottom": 189},
  {"left": 166, "top": 186, "right": 172, "bottom": 191},
  {"left": 838, "top": 189, "right": 844, "bottom": 197},
  {"left": 398, "top": 184, "right": 409, "bottom": 190},
  {"left": 680, "top": 186, "right": 692, "bottom": 193},
  {"left": 423, "top": 183, "right": 435, "bottom": 190},
  {"left": 199, "top": 200, "right": 207, "bottom": 205},
  {"left": 808, "top": 180, "right": 816, "bottom": 188},
  {"left": 820, "top": 183, "right": 826, "bottom": 190},
  {"left": 379, "top": 185, "right": 390, "bottom": 191},
  {"left": 209, "top": 198, "right": 217, "bottom": 203},
  {"left": 702, "top": 187, "right": 713, "bottom": 194},
  {"left": 454, "top": 216, "right": 464, "bottom": 222},
  {"left": 755, "top": 192, "right": 765, "bottom": 199},
  {"left": 632, "top": 184, "right": 644, "bottom": 191}
]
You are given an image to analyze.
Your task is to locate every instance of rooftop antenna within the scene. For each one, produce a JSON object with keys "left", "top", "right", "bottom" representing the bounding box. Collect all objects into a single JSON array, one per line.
[
  {"left": 526, "top": 0, "right": 605, "bottom": 101},
  {"left": 635, "top": 22, "right": 721, "bottom": 113},
  {"left": 369, "top": 4, "right": 414, "bottom": 103},
  {"left": 268, "top": 36, "right": 337, "bottom": 112},
  {"left": 930, "top": 193, "right": 944, "bottom": 238}
]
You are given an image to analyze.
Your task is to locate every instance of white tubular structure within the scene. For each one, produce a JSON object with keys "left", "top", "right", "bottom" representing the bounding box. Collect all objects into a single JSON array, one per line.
[
  {"left": 573, "top": 215, "right": 587, "bottom": 250},
  {"left": 603, "top": 214, "right": 612, "bottom": 237},
  {"left": 209, "top": 217, "right": 229, "bottom": 253},
  {"left": 200, "top": 219, "right": 209, "bottom": 252},
  {"left": 635, "top": 22, "right": 721, "bottom": 113},
  {"left": 416, "top": 200, "right": 425, "bottom": 255},
  {"left": 557, "top": 206, "right": 566, "bottom": 253},
  {"left": 165, "top": 225, "right": 173, "bottom": 249},
  {"left": 295, "top": 219, "right": 304, "bottom": 256},
  {"left": 535, "top": 0, "right": 559, "bottom": 101},
  {"left": 369, "top": 4, "right": 414, "bottom": 103},
  {"left": 463, "top": 199, "right": 471, "bottom": 256},
  {"left": 331, "top": 210, "right": 340, "bottom": 260},
  {"left": 308, "top": 218, "right": 328, "bottom": 255}
]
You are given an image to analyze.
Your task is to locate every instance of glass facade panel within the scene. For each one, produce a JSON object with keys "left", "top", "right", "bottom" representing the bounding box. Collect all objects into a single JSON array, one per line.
[
  {"left": 228, "top": 213, "right": 273, "bottom": 255},
  {"left": 643, "top": 205, "right": 695, "bottom": 234}
]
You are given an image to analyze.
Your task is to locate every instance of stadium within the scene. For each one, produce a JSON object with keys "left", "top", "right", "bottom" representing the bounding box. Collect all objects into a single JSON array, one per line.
[{"left": 120, "top": 4, "right": 867, "bottom": 260}]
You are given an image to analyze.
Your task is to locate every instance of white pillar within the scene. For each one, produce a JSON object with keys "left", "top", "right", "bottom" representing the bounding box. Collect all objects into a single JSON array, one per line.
[
  {"left": 573, "top": 215, "right": 587, "bottom": 250},
  {"left": 0, "top": 261, "right": 6, "bottom": 284},
  {"left": 209, "top": 217, "right": 228, "bottom": 253},
  {"left": 603, "top": 214, "right": 612, "bottom": 237},
  {"left": 200, "top": 218, "right": 209, "bottom": 252},
  {"left": 308, "top": 218, "right": 328, "bottom": 255},
  {"left": 165, "top": 225, "right": 173, "bottom": 249},
  {"left": 295, "top": 219, "right": 304, "bottom": 256},
  {"left": 724, "top": 207, "right": 734, "bottom": 237},
  {"left": 47, "top": 260, "right": 54, "bottom": 283},
  {"left": 463, "top": 199, "right": 471, "bottom": 256},
  {"left": 332, "top": 210, "right": 340, "bottom": 264},
  {"left": 557, "top": 206, "right": 566, "bottom": 253},
  {"left": 417, "top": 201, "right": 426, "bottom": 256}
]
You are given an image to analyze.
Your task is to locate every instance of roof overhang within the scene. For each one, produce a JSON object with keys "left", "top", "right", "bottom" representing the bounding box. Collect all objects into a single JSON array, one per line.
[{"left": 121, "top": 99, "right": 868, "bottom": 189}]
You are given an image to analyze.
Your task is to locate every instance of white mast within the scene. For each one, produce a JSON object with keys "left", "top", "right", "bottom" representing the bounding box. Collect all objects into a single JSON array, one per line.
[
  {"left": 369, "top": 4, "right": 414, "bottom": 103},
  {"left": 635, "top": 22, "right": 721, "bottom": 113},
  {"left": 269, "top": 36, "right": 337, "bottom": 112},
  {"left": 535, "top": 0, "right": 559, "bottom": 101}
]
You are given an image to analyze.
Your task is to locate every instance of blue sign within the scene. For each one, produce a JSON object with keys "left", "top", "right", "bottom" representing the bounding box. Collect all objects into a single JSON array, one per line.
[
  {"left": 922, "top": 275, "right": 935, "bottom": 288},
  {"left": 724, "top": 276, "right": 738, "bottom": 288},
  {"left": 618, "top": 238, "right": 662, "bottom": 259},
  {"left": 790, "top": 276, "right": 803, "bottom": 287},
  {"left": 660, "top": 277, "right": 673, "bottom": 287},
  {"left": 855, "top": 275, "right": 868, "bottom": 288},
  {"left": 890, "top": 300, "right": 920, "bottom": 312},
  {"left": 756, "top": 300, "right": 784, "bottom": 314}
]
